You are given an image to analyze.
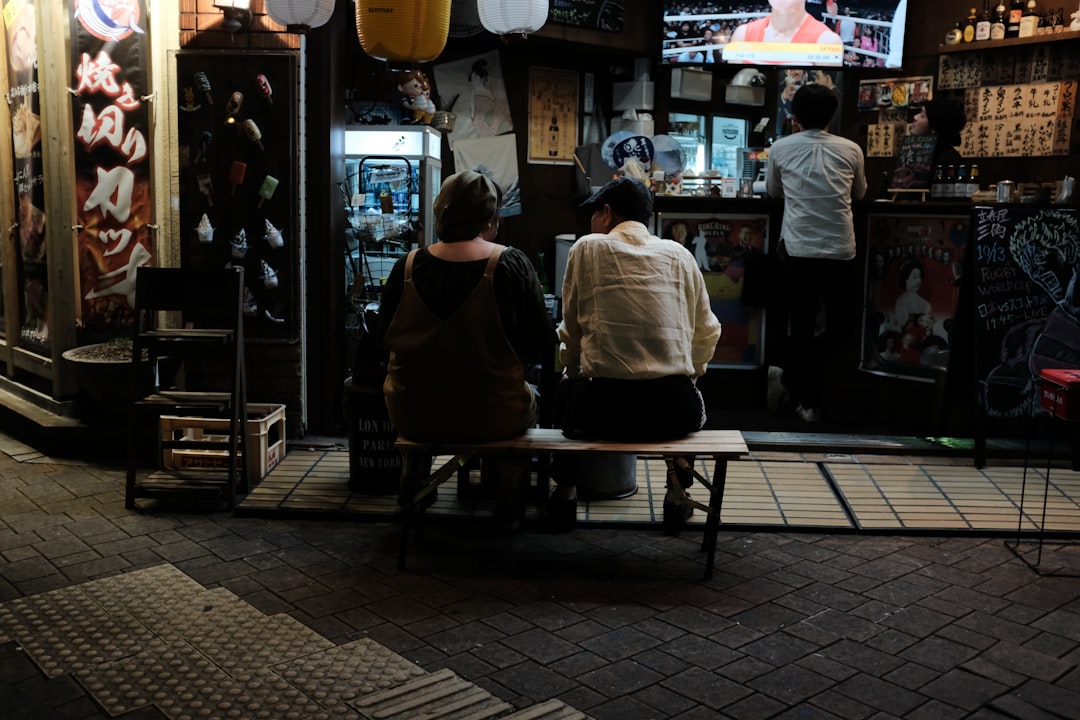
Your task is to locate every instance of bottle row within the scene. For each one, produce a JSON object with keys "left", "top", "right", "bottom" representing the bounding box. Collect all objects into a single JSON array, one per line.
[
  {"left": 930, "top": 163, "right": 981, "bottom": 199},
  {"left": 944, "top": 0, "right": 1069, "bottom": 45}
]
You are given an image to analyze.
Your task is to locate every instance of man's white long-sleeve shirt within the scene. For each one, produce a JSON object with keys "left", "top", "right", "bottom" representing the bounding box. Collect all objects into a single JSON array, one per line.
[{"left": 557, "top": 221, "right": 722, "bottom": 380}]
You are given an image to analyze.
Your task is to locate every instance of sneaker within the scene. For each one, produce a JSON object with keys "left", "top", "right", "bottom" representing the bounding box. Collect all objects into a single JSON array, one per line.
[
  {"left": 767, "top": 366, "right": 789, "bottom": 413},
  {"left": 795, "top": 405, "right": 821, "bottom": 423}
]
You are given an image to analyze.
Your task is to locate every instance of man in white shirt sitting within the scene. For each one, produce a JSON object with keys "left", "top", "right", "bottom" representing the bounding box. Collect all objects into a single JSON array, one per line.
[{"left": 550, "top": 177, "right": 722, "bottom": 534}]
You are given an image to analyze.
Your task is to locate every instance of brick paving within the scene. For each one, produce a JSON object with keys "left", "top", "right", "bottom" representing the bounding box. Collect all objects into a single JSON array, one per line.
[{"left": 1, "top": 441, "right": 1079, "bottom": 719}]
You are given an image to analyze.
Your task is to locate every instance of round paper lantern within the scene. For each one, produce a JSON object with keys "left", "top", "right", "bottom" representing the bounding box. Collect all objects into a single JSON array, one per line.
[
  {"left": 265, "top": 0, "right": 335, "bottom": 33},
  {"left": 477, "top": 0, "right": 548, "bottom": 36},
  {"left": 356, "top": 0, "right": 451, "bottom": 64}
]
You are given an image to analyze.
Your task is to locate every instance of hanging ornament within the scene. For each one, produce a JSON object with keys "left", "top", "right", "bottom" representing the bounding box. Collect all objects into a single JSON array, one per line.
[
  {"left": 477, "top": 0, "right": 549, "bottom": 36},
  {"left": 264, "top": 0, "right": 335, "bottom": 33},
  {"left": 355, "top": 0, "right": 451, "bottom": 64}
]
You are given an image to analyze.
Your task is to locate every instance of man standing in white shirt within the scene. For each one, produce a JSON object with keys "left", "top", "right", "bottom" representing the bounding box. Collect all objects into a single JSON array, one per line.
[
  {"left": 766, "top": 83, "right": 867, "bottom": 422},
  {"left": 551, "top": 177, "right": 722, "bottom": 533}
]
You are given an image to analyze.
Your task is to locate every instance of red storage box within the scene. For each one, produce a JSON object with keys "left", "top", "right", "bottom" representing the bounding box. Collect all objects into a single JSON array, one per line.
[{"left": 1039, "top": 369, "right": 1080, "bottom": 420}]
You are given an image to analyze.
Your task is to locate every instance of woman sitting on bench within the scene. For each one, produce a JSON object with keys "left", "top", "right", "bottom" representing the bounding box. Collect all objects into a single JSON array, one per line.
[
  {"left": 379, "top": 170, "right": 556, "bottom": 528},
  {"left": 552, "top": 177, "right": 723, "bottom": 534}
]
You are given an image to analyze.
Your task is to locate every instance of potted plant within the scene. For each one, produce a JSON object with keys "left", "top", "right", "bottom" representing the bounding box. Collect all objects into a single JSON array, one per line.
[{"left": 61, "top": 338, "right": 173, "bottom": 417}]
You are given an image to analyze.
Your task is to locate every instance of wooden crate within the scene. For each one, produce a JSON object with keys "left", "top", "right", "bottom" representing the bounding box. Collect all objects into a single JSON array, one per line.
[{"left": 161, "top": 404, "right": 286, "bottom": 481}]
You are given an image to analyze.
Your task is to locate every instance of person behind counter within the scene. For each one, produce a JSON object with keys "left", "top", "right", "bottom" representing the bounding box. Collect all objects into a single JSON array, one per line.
[
  {"left": 551, "top": 177, "right": 722, "bottom": 534},
  {"left": 912, "top": 97, "right": 967, "bottom": 168},
  {"left": 765, "top": 83, "right": 867, "bottom": 423},
  {"left": 379, "top": 170, "right": 556, "bottom": 529}
]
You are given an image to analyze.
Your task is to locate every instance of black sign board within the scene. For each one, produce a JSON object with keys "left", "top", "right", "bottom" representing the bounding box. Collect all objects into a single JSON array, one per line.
[
  {"left": 971, "top": 205, "right": 1079, "bottom": 425},
  {"left": 890, "top": 134, "right": 936, "bottom": 190},
  {"left": 550, "top": 0, "right": 626, "bottom": 32}
]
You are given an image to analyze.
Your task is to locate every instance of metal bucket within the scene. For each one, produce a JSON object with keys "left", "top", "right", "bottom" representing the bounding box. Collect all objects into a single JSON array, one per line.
[
  {"left": 996, "top": 180, "right": 1019, "bottom": 203},
  {"left": 576, "top": 454, "right": 638, "bottom": 501}
]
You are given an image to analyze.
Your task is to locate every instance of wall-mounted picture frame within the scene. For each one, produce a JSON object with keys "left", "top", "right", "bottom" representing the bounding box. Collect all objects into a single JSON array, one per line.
[{"left": 657, "top": 212, "right": 770, "bottom": 368}]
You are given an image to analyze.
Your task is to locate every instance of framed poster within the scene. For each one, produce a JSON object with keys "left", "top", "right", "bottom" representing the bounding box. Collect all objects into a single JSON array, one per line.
[
  {"left": 658, "top": 213, "right": 769, "bottom": 368},
  {"left": 527, "top": 67, "right": 578, "bottom": 165},
  {"left": 861, "top": 213, "right": 969, "bottom": 382}
]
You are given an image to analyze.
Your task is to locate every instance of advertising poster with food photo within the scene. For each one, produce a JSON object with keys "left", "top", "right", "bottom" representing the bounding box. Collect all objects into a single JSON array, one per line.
[
  {"left": 861, "top": 214, "right": 969, "bottom": 382},
  {"left": 4, "top": 0, "right": 47, "bottom": 347},
  {"left": 661, "top": 213, "right": 769, "bottom": 367}
]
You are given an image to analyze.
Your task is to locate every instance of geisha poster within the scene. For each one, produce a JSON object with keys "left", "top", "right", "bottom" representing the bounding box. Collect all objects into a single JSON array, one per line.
[
  {"left": 660, "top": 213, "right": 769, "bottom": 367},
  {"left": 861, "top": 214, "right": 969, "bottom": 382}
]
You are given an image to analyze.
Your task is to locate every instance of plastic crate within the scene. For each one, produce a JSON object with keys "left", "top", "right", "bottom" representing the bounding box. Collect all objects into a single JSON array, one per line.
[{"left": 161, "top": 403, "right": 286, "bottom": 481}]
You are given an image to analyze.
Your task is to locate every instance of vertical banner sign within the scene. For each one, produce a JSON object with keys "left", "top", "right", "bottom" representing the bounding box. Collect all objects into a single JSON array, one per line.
[
  {"left": 3, "top": 0, "right": 48, "bottom": 349},
  {"left": 971, "top": 206, "right": 1079, "bottom": 421},
  {"left": 69, "top": 0, "right": 152, "bottom": 332}
]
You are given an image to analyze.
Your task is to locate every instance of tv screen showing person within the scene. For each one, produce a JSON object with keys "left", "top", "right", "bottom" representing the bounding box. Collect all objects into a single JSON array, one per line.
[{"left": 661, "top": 0, "right": 907, "bottom": 68}]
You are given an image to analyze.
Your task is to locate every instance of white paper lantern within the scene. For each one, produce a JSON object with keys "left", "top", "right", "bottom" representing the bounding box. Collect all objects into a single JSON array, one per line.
[
  {"left": 264, "top": 0, "right": 335, "bottom": 33},
  {"left": 477, "top": 0, "right": 548, "bottom": 36}
]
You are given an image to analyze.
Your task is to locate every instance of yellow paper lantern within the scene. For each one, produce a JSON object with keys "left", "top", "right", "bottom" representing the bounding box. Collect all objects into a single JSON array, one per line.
[{"left": 356, "top": 0, "right": 452, "bottom": 64}]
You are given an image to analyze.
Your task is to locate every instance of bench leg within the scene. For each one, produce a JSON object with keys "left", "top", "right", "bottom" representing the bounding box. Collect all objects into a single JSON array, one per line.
[
  {"left": 702, "top": 457, "right": 728, "bottom": 581},
  {"left": 397, "top": 451, "right": 430, "bottom": 570}
]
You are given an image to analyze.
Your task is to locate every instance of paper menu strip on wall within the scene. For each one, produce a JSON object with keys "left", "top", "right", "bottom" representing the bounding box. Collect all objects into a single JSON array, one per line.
[{"left": 959, "top": 81, "right": 1075, "bottom": 158}]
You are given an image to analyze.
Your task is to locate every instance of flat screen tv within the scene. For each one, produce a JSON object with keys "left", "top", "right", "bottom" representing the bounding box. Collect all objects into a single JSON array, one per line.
[{"left": 662, "top": 0, "right": 907, "bottom": 69}]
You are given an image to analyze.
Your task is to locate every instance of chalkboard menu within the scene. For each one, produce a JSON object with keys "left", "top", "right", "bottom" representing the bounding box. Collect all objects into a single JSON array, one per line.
[
  {"left": 972, "top": 205, "right": 1079, "bottom": 422},
  {"left": 889, "top": 134, "right": 936, "bottom": 189},
  {"left": 550, "top": 0, "right": 626, "bottom": 32}
]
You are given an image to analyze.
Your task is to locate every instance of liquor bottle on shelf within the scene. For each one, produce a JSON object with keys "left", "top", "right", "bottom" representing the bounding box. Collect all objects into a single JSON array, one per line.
[
  {"left": 963, "top": 7, "right": 979, "bottom": 40},
  {"left": 537, "top": 252, "right": 549, "bottom": 295},
  {"left": 931, "top": 164, "right": 945, "bottom": 199},
  {"left": 945, "top": 20, "right": 964, "bottom": 44},
  {"left": 957, "top": 165, "right": 969, "bottom": 198},
  {"left": 969, "top": 164, "right": 981, "bottom": 197},
  {"left": 1018, "top": 0, "right": 1039, "bottom": 36},
  {"left": 991, "top": 2, "right": 1008, "bottom": 38},
  {"left": 945, "top": 164, "right": 958, "bottom": 199},
  {"left": 976, "top": 0, "right": 993, "bottom": 38},
  {"left": 1006, "top": 0, "right": 1024, "bottom": 36}
]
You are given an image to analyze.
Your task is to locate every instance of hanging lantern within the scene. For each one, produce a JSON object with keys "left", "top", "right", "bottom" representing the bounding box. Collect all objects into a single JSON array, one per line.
[
  {"left": 264, "top": 0, "right": 335, "bottom": 33},
  {"left": 477, "top": 0, "right": 548, "bottom": 36},
  {"left": 356, "top": 0, "right": 451, "bottom": 64}
]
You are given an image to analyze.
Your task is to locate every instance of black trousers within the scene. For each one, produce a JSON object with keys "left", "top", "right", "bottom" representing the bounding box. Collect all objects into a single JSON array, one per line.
[
  {"left": 781, "top": 256, "right": 857, "bottom": 410},
  {"left": 552, "top": 375, "right": 705, "bottom": 489}
]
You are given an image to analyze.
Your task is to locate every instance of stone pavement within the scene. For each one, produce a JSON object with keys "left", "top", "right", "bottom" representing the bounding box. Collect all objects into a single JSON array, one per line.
[{"left": 1, "top": 436, "right": 1080, "bottom": 719}]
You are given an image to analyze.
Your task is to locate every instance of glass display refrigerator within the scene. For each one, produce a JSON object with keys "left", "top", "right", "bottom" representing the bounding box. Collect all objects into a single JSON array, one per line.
[{"left": 341, "top": 126, "right": 442, "bottom": 304}]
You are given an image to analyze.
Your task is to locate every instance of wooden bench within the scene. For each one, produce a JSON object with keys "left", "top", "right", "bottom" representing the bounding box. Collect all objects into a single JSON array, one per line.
[{"left": 395, "top": 428, "right": 748, "bottom": 580}]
